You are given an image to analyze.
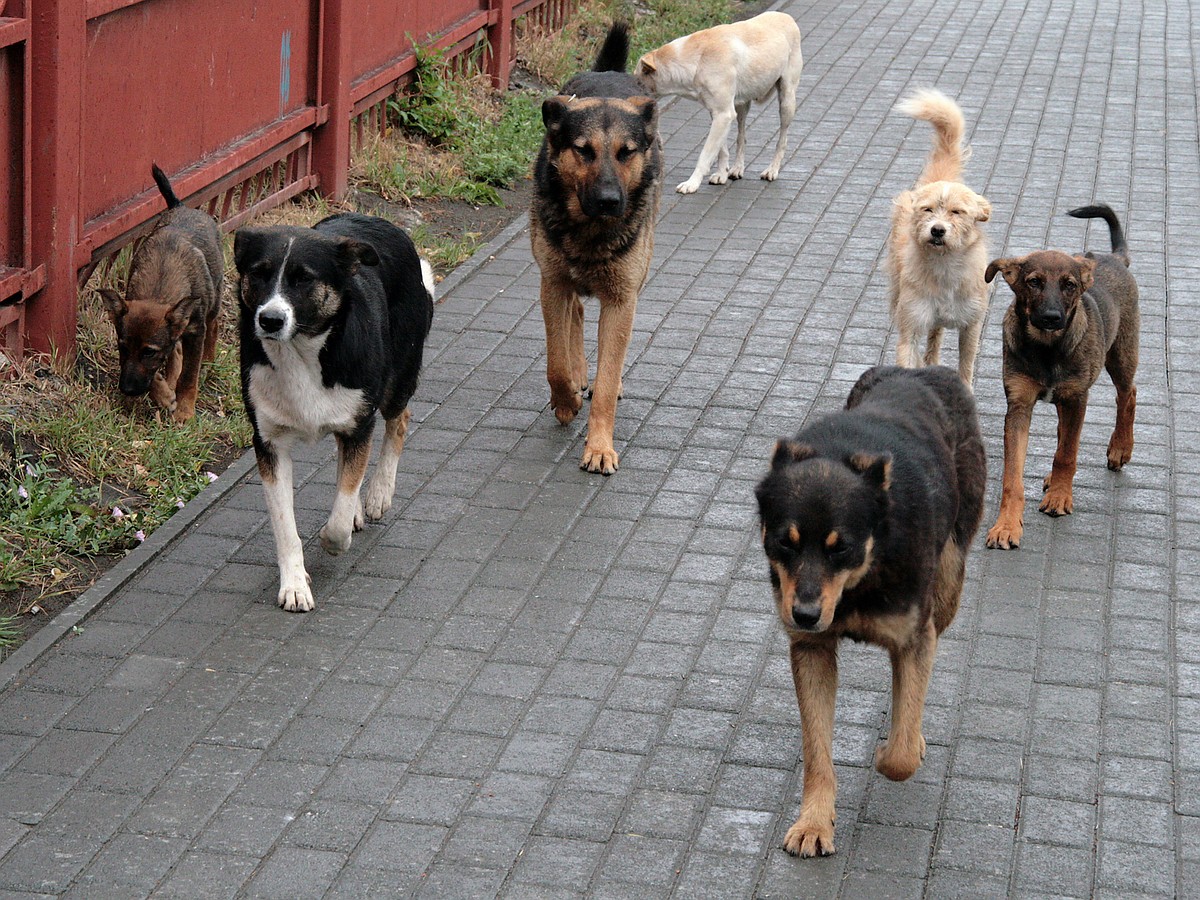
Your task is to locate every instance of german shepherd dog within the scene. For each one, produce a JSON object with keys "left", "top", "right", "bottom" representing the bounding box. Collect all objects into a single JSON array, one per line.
[
  {"left": 234, "top": 213, "right": 434, "bottom": 612},
  {"left": 531, "top": 21, "right": 662, "bottom": 474},
  {"left": 755, "top": 366, "right": 985, "bottom": 857},
  {"left": 984, "top": 204, "right": 1139, "bottom": 550},
  {"left": 101, "top": 164, "right": 224, "bottom": 422}
]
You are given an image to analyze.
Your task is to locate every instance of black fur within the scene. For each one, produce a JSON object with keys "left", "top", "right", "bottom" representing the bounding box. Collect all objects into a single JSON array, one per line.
[
  {"left": 151, "top": 162, "right": 182, "bottom": 209},
  {"left": 1068, "top": 203, "right": 1128, "bottom": 264}
]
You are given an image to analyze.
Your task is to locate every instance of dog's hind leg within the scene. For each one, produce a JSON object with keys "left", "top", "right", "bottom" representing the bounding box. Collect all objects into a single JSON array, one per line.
[
  {"left": 876, "top": 617, "right": 936, "bottom": 781},
  {"left": 727, "top": 101, "right": 750, "bottom": 181},
  {"left": 931, "top": 538, "right": 966, "bottom": 635},
  {"left": 202, "top": 307, "right": 220, "bottom": 363},
  {"left": 956, "top": 316, "right": 984, "bottom": 388},
  {"left": 320, "top": 431, "right": 371, "bottom": 555},
  {"left": 784, "top": 640, "right": 838, "bottom": 857},
  {"left": 761, "top": 78, "right": 797, "bottom": 182},
  {"left": 1105, "top": 325, "right": 1138, "bottom": 470},
  {"left": 922, "top": 327, "right": 944, "bottom": 367},
  {"left": 569, "top": 296, "right": 588, "bottom": 396},
  {"left": 365, "top": 408, "right": 411, "bottom": 521},
  {"left": 171, "top": 332, "right": 204, "bottom": 423},
  {"left": 679, "top": 106, "right": 735, "bottom": 194},
  {"left": 258, "top": 440, "right": 314, "bottom": 612}
]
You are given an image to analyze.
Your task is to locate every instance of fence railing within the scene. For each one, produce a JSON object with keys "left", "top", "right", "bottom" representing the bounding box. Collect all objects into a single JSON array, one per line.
[{"left": 2, "top": 0, "right": 569, "bottom": 359}]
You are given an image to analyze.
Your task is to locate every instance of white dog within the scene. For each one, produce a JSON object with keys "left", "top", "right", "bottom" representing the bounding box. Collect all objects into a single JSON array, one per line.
[
  {"left": 887, "top": 89, "right": 992, "bottom": 387},
  {"left": 635, "top": 11, "right": 803, "bottom": 194}
]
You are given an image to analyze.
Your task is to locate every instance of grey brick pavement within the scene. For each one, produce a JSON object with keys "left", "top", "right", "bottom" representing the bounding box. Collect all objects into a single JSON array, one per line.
[{"left": 1, "top": 0, "right": 1195, "bottom": 895}]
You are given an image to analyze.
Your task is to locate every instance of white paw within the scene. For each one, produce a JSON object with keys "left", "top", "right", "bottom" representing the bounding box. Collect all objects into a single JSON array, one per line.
[
  {"left": 319, "top": 522, "right": 352, "bottom": 556},
  {"left": 709, "top": 170, "right": 729, "bottom": 185},
  {"left": 676, "top": 179, "right": 701, "bottom": 194},
  {"left": 364, "top": 479, "right": 394, "bottom": 521},
  {"left": 354, "top": 497, "right": 364, "bottom": 532},
  {"left": 278, "top": 572, "right": 314, "bottom": 612},
  {"left": 728, "top": 165, "right": 745, "bottom": 180},
  {"left": 760, "top": 167, "right": 780, "bottom": 182}
]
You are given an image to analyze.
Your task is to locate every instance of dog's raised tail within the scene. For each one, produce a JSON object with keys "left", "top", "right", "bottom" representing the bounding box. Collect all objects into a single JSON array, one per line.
[
  {"left": 592, "top": 21, "right": 631, "bottom": 73},
  {"left": 150, "top": 163, "right": 182, "bottom": 209},
  {"left": 1068, "top": 204, "right": 1129, "bottom": 266},
  {"left": 897, "top": 89, "right": 967, "bottom": 186}
]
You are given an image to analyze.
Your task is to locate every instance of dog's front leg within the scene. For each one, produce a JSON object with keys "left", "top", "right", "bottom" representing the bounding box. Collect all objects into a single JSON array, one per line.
[
  {"left": 540, "top": 277, "right": 584, "bottom": 424},
  {"left": 956, "top": 317, "right": 985, "bottom": 388},
  {"left": 172, "top": 331, "right": 205, "bottom": 423},
  {"left": 320, "top": 431, "right": 372, "bottom": 555},
  {"left": 258, "top": 440, "right": 313, "bottom": 612},
  {"left": 679, "top": 106, "right": 735, "bottom": 193},
  {"left": 1040, "top": 396, "right": 1086, "bottom": 517},
  {"left": 149, "top": 344, "right": 183, "bottom": 414},
  {"left": 986, "top": 381, "right": 1037, "bottom": 549},
  {"left": 876, "top": 619, "right": 936, "bottom": 781},
  {"left": 784, "top": 640, "right": 838, "bottom": 857},
  {"left": 581, "top": 294, "right": 635, "bottom": 474}
]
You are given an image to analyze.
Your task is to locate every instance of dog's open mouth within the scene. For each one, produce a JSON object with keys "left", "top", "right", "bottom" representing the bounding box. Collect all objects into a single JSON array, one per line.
[{"left": 928, "top": 235, "right": 945, "bottom": 247}]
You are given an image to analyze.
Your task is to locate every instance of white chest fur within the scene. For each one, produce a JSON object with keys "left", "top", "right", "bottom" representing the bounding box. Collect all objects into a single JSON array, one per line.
[{"left": 248, "top": 333, "right": 365, "bottom": 444}]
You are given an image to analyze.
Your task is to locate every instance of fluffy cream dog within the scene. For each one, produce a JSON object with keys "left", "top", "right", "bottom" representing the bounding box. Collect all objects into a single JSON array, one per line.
[
  {"left": 887, "top": 89, "right": 992, "bottom": 387},
  {"left": 635, "top": 11, "right": 803, "bottom": 194}
]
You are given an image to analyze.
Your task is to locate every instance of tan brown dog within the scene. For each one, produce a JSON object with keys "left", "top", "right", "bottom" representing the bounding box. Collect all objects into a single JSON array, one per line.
[
  {"left": 888, "top": 90, "right": 992, "bottom": 387},
  {"left": 531, "top": 22, "right": 662, "bottom": 474},
  {"left": 101, "top": 164, "right": 224, "bottom": 423},
  {"left": 985, "top": 204, "right": 1139, "bottom": 550},
  {"left": 634, "top": 11, "right": 803, "bottom": 194}
]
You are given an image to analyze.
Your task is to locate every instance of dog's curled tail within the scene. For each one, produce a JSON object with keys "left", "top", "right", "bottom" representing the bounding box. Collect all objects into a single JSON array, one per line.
[
  {"left": 1068, "top": 204, "right": 1130, "bottom": 266},
  {"left": 897, "top": 89, "right": 967, "bottom": 186},
  {"left": 592, "top": 21, "right": 631, "bottom": 73},
  {"left": 150, "top": 163, "right": 182, "bottom": 209}
]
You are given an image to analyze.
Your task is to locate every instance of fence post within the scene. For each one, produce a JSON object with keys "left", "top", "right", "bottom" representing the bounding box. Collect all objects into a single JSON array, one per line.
[
  {"left": 487, "top": 0, "right": 514, "bottom": 88},
  {"left": 313, "top": 0, "right": 351, "bottom": 201},
  {"left": 27, "top": 0, "right": 85, "bottom": 356}
]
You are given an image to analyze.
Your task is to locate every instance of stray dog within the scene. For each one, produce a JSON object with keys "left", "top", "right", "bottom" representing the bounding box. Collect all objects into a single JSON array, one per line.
[
  {"left": 634, "top": 11, "right": 803, "bottom": 194},
  {"left": 755, "top": 365, "right": 985, "bottom": 857},
  {"left": 984, "top": 204, "right": 1139, "bottom": 550},
  {"left": 531, "top": 21, "right": 662, "bottom": 474},
  {"left": 887, "top": 90, "right": 992, "bottom": 387},
  {"left": 100, "top": 164, "right": 224, "bottom": 422},
  {"left": 234, "top": 213, "right": 434, "bottom": 611}
]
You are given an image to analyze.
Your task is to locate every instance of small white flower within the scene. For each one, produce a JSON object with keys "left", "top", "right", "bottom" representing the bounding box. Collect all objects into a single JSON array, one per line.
[
  {"left": 175, "top": 498, "right": 185, "bottom": 509},
  {"left": 204, "top": 471, "right": 218, "bottom": 483},
  {"left": 17, "top": 486, "right": 28, "bottom": 500},
  {"left": 135, "top": 530, "right": 146, "bottom": 542},
  {"left": 111, "top": 506, "right": 124, "bottom": 519}
]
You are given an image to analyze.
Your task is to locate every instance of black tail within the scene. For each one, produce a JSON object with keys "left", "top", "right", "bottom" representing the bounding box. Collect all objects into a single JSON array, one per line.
[
  {"left": 151, "top": 163, "right": 182, "bottom": 209},
  {"left": 1068, "top": 203, "right": 1129, "bottom": 265},
  {"left": 592, "top": 21, "right": 630, "bottom": 73}
]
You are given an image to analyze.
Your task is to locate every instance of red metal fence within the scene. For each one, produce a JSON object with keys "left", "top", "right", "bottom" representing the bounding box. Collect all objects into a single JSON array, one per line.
[{"left": 1, "top": 0, "right": 568, "bottom": 359}]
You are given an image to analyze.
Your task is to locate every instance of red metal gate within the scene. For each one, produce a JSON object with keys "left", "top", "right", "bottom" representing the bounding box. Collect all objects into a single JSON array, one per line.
[{"left": 9, "top": 0, "right": 570, "bottom": 359}]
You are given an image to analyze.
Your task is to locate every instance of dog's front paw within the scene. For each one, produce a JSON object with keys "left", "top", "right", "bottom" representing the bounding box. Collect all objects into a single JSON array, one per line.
[
  {"left": 708, "top": 170, "right": 729, "bottom": 185},
  {"left": 581, "top": 442, "right": 619, "bottom": 476},
  {"left": 149, "top": 374, "right": 177, "bottom": 414},
  {"left": 1107, "top": 437, "right": 1133, "bottom": 470},
  {"left": 875, "top": 737, "right": 924, "bottom": 781},
  {"left": 550, "top": 387, "right": 583, "bottom": 425},
  {"left": 760, "top": 166, "right": 781, "bottom": 182},
  {"left": 278, "top": 572, "right": 314, "bottom": 613},
  {"left": 783, "top": 814, "right": 835, "bottom": 858},
  {"left": 171, "top": 398, "right": 196, "bottom": 424},
  {"left": 985, "top": 516, "right": 1023, "bottom": 550},
  {"left": 319, "top": 522, "right": 353, "bottom": 556},
  {"left": 364, "top": 480, "right": 393, "bottom": 521},
  {"left": 1039, "top": 488, "right": 1073, "bottom": 517},
  {"left": 676, "top": 179, "right": 701, "bottom": 194}
]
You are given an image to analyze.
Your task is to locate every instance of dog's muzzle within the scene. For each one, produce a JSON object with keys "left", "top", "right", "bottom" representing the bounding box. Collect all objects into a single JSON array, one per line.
[
  {"left": 928, "top": 225, "right": 947, "bottom": 247},
  {"left": 1031, "top": 309, "right": 1066, "bottom": 332},
  {"left": 118, "top": 371, "right": 152, "bottom": 397},
  {"left": 790, "top": 601, "right": 825, "bottom": 631},
  {"left": 254, "top": 298, "right": 295, "bottom": 341}
]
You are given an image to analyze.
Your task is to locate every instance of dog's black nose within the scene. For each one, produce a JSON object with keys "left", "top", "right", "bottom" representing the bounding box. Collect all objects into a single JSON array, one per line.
[
  {"left": 257, "top": 311, "right": 286, "bottom": 334},
  {"left": 790, "top": 602, "right": 823, "bottom": 631},
  {"left": 1033, "top": 310, "right": 1065, "bottom": 331},
  {"left": 930, "top": 225, "right": 946, "bottom": 239},
  {"left": 593, "top": 190, "right": 625, "bottom": 217}
]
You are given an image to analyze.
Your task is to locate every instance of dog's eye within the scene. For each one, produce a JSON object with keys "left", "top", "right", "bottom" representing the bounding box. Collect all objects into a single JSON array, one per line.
[
  {"left": 1061, "top": 280, "right": 1077, "bottom": 292},
  {"left": 574, "top": 144, "right": 596, "bottom": 162},
  {"left": 950, "top": 209, "right": 965, "bottom": 216},
  {"left": 921, "top": 206, "right": 934, "bottom": 214},
  {"left": 826, "top": 541, "right": 852, "bottom": 560},
  {"left": 1027, "top": 277, "right": 1045, "bottom": 290},
  {"left": 616, "top": 146, "right": 634, "bottom": 163},
  {"left": 288, "top": 268, "right": 314, "bottom": 287},
  {"left": 140, "top": 348, "right": 159, "bottom": 362}
]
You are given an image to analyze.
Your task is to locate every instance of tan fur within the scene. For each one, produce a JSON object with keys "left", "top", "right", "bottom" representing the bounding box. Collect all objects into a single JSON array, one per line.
[
  {"left": 887, "top": 90, "right": 991, "bottom": 387},
  {"left": 635, "top": 11, "right": 803, "bottom": 193}
]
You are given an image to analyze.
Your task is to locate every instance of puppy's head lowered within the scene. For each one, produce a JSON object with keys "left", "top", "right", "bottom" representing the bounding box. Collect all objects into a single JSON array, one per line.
[
  {"left": 895, "top": 181, "right": 990, "bottom": 253},
  {"left": 101, "top": 288, "right": 198, "bottom": 398},
  {"left": 986, "top": 250, "right": 1096, "bottom": 336},
  {"left": 234, "top": 227, "right": 379, "bottom": 343},
  {"left": 755, "top": 442, "right": 890, "bottom": 635},
  {"left": 542, "top": 95, "right": 658, "bottom": 220}
]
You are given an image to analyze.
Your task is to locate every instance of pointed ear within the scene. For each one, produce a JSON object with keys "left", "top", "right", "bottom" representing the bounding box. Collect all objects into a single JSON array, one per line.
[
  {"left": 986, "top": 256, "right": 1023, "bottom": 286},
  {"left": 973, "top": 193, "right": 992, "bottom": 223},
  {"left": 542, "top": 96, "right": 571, "bottom": 146},
  {"left": 166, "top": 294, "right": 200, "bottom": 340},
  {"left": 846, "top": 452, "right": 892, "bottom": 491},
  {"left": 1074, "top": 255, "right": 1097, "bottom": 292},
  {"left": 771, "top": 440, "right": 818, "bottom": 470},
  {"left": 636, "top": 55, "right": 656, "bottom": 76},
  {"left": 233, "top": 228, "right": 265, "bottom": 273},
  {"left": 629, "top": 96, "right": 658, "bottom": 134},
  {"left": 99, "top": 288, "right": 126, "bottom": 322}
]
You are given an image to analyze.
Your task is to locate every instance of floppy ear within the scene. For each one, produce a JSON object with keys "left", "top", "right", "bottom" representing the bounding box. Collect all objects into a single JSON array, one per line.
[
  {"left": 1074, "top": 255, "right": 1097, "bottom": 292},
  {"left": 985, "top": 256, "right": 1023, "bottom": 286},
  {"left": 771, "top": 440, "right": 818, "bottom": 470},
  {"left": 846, "top": 452, "right": 892, "bottom": 492},
  {"left": 99, "top": 288, "right": 126, "bottom": 323},
  {"left": 335, "top": 238, "right": 380, "bottom": 275},
  {"left": 233, "top": 228, "right": 265, "bottom": 274},
  {"left": 973, "top": 193, "right": 992, "bottom": 223}
]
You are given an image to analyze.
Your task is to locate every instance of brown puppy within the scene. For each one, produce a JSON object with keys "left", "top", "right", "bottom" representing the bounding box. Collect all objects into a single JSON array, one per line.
[
  {"left": 101, "top": 164, "right": 224, "bottom": 423},
  {"left": 531, "top": 22, "right": 662, "bottom": 474},
  {"left": 985, "top": 204, "right": 1139, "bottom": 550}
]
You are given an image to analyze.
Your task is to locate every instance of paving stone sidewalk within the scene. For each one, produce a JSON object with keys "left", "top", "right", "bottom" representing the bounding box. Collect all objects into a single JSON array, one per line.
[{"left": 1, "top": 0, "right": 1196, "bottom": 896}]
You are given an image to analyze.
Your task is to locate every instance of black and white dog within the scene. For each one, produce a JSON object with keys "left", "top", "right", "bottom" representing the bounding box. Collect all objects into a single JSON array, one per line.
[{"left": 234, "top": 213, "right": 434, "bottom": 612}]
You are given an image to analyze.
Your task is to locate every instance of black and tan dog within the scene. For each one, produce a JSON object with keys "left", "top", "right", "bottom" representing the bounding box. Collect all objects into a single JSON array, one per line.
[
  {"left": 984, "top": 204, "right": 1139, "bottom": 550},
  {"left": 531, "top": 21, "right": 662, "bottom": 474},
  {"left": 101, "top": 164, "right": 224, "bottom": 422},
  {"left": 755, "top": 365, "right": 985, "bottom": 858}
]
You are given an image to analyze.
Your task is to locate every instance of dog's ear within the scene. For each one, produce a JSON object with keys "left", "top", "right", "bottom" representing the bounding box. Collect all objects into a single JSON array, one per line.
[
  {"left": 1074, "top": 255, "right": 1097, "bottom": 291},
  {"left": 771, "top": 440, "right": 818, "bottom": 470},
  {"left": 891, "top": 190, "right": 915, "bottom": 214},
  {"left": 332, "top": 238, "right": 379, "bottom": 277},
  {"left": 542, "top": 96, "right": 572, "bottom": 147},
  {"left": 98, "top": 288, "right": 126, "bottom": 322},
  {"left": 985, "top": 256, "right": 1024, "bottom": 286},
  {"left": 233, "top": 228, "right": 265, "bottom": 273},
  {"left": 634, "top": 56, "right": 657, "bottom": 90},
  {"left": 846, "top": 452, "right": 892, "bottom": 492},
  {"left": 628, "top": 96, "right": 658, "bottom": 137},
  {"left": 973, "top": 193, "right": 992, "bottom": 223},
  {"left": 166, "top": 294, "right": 201, "bottom": 340}
]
